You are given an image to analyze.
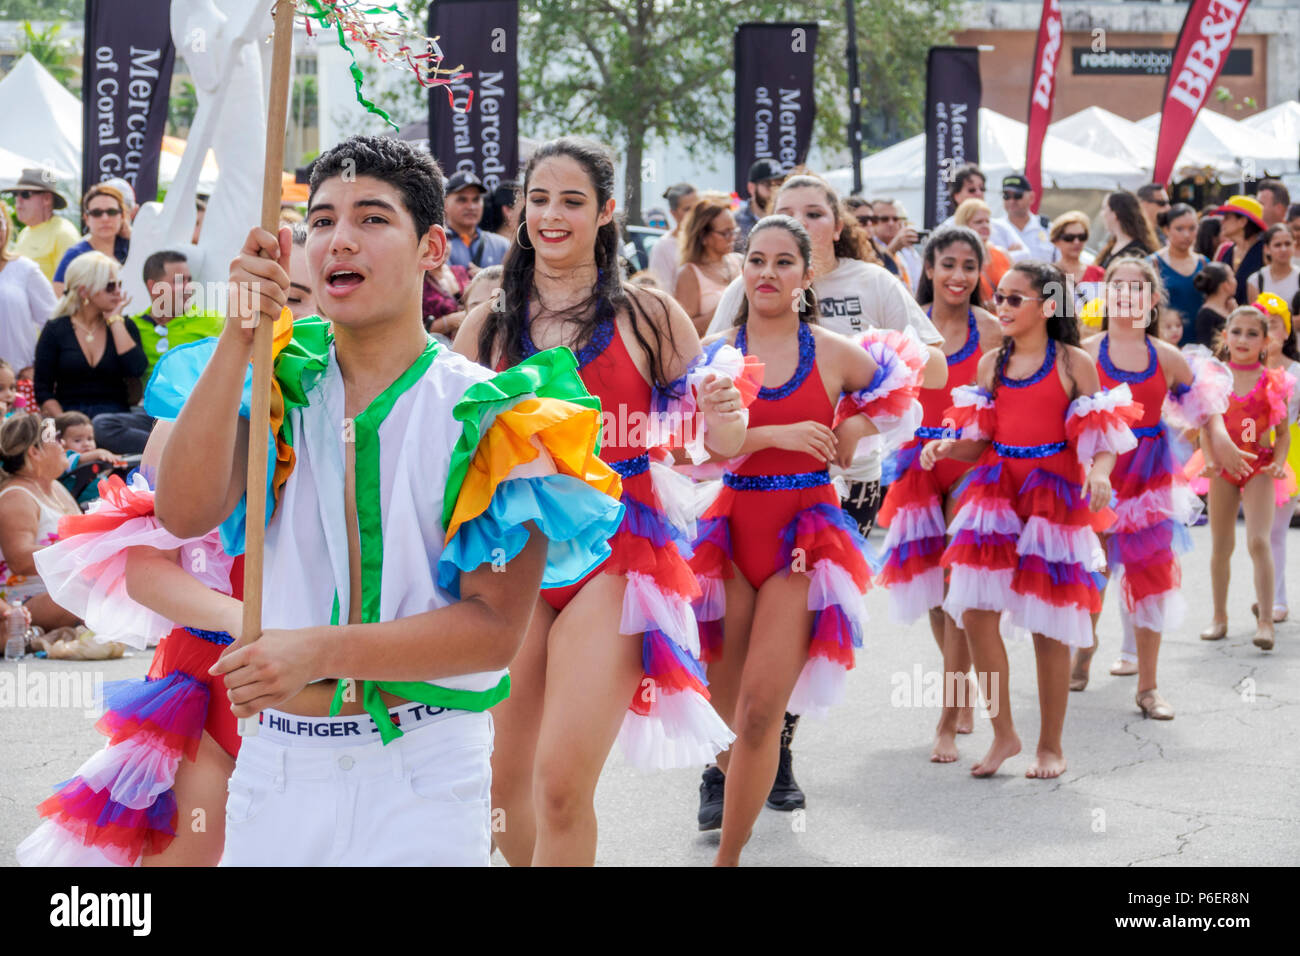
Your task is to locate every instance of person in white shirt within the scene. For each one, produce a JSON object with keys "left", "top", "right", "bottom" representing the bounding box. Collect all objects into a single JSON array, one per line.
[
  {"left": 647, "top": 182, "right": 697, "bottom": 291},
  {"left": 992, "top": 173, "right": 1056, "bottom": 262},
  {"left": 0, "top": 209, "right": 56, "bottom": 369},
  {"left": 939, "top": 164, "right": 1029, "bottom": 260}
]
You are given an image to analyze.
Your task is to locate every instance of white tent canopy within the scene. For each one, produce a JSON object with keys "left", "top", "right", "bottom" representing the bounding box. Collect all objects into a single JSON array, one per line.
[
  {"left": 1050, "top": 106, "right": 1227, "bottom": 179},
  {"left": 0, "top": 53, "right": 81, "bottom": 192},
  {"left": 1137, "top": 109, "right": 1299, "bottom": 176},
  {"left": 825, "top": 107, "right": 1149, "bottom": 201},
  {"left": 1241, "top": 100, "right": 1300, "bottom": 153}
]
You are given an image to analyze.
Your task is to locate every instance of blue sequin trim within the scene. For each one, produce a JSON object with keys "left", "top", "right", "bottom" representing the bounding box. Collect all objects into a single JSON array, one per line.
[
  {"left": 1132, "top": 424, "right": 1163, "bottom": 439},
  {"left": 520, "top": 306, "right": 615, "bottom": 368},
  {"left": 723, "top": 469, "right": 830, "bottom": 491},
  {"left": 1169, "top": 381, "right": 1191, "bottom": 398},
  {"left": 1099, "top": 335, "right": 1157, "bottom": 384},
  {"left": 1000, "top": 338, "right": 1055, "bottom": 388},
  {"left": 929, "top": 308, "right": 978, "bottom": 366},
  {"left": 609, "top": 453, "right": 650, "bottom": 479},
  {"left": 992, "top": 439, "right": 1068, "bottom": 459},
  {"left": 915, "top": 425, "right": 952, "bottom": 440},
  {"left": 736, "top": 321, "right": 815, "bottom": 400},
  {"left": 184, "top": 626, "right": 234, "bottom": 647}
]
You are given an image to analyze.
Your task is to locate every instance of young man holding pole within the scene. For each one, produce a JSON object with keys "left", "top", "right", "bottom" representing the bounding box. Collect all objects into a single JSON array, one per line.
[{"left": 152, "top": 135, "right": 625, "bottom": 865}]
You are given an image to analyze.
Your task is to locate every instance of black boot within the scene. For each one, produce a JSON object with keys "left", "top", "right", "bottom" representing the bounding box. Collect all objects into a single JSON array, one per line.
[
  {"left": 766, "top": 712, "right": 805, "bottom": 811},
  {"left": 698, "top": 765, "right": 725, "bottom": 831}
]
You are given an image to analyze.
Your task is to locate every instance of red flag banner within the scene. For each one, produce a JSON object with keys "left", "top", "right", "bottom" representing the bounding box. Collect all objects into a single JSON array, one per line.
[
  {"left": 1025, "top": 0, "right": 1063, "bottom": 212},
  {"left": 1154, "top": 0, "right": 1252, "bottom": 184}
]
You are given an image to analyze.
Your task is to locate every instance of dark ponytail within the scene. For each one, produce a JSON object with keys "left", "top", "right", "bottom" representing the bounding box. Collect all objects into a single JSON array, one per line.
[{"left": 477, "top": 136, "right": 678, "bottom": 391}]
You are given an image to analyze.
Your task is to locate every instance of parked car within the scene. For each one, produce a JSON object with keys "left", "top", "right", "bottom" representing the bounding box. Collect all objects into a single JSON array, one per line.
[{"left": 621, "top": 224, "right": 668, "bottom": 274}]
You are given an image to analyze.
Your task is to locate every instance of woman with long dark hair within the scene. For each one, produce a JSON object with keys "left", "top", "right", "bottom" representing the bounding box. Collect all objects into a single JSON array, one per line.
[
  {"left": 690, "top": 215, "right": 924, "bottom": 865},
  {"left": 1097, "top": 191, "right": 1158, "bottom": 269},
  {"left": 454, "top": 137, "right": 753, "bottom": 866},
  {"left": 877, "top": 226, "right": 1000, "bottom": 762}
]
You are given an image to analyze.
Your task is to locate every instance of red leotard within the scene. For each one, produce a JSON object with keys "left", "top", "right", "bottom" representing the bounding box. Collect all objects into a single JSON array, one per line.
[
  {"left": 1219, "top": 365, "right": 1289, "bottom": 487},
  {"left": 712, "top": 321, "right": 842, "bottom": 590},
  {"left": 917, "top": 309, "right": 983, "bottom": 491}
]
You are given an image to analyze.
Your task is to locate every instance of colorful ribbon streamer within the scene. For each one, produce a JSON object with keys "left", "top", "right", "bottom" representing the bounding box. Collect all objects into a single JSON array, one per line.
[{"left": 296, "top": 0, "right": 473, "bottom": 128}]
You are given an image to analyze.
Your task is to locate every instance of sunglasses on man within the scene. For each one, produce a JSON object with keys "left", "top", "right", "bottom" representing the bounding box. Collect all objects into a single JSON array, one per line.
[
  {"left": 14, "top": 190, "right": 48, "bottom": 200},
  {"left": 1002, "top": 190, "right": 1025, "bottom": 201}
]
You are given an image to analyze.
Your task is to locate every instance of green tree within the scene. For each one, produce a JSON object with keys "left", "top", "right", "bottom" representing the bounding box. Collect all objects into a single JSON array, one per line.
[
  {"left": 0, "top": 1, "right": 84, "bottom": 19},
  {"left": 518, "top": 0, "right": 960, "bottom": 221},
  {"left": 168, "top": 79, "right": 198, "bottom": 136},
  {"left": 17, "top": 19, "right": 79, "bottom": 92}
]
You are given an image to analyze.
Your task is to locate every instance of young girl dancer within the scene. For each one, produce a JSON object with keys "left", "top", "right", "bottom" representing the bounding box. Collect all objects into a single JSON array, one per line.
[
  {"left": 1194, "top": 305, "right": 1295, "bottom": 648},
  {"left": 1256, "top": 293, "right": 1300, "bottom": 622},
  {"left": 17, "top": 419, "right": 242, "bottom": 866},
  {"left": 454, "top": 137, "right": 752, "bottom": 866},
  {"left": 874, "top": 226, "right": 1000, "bottom": 762},
  {"left": 922, "top": 261, "right": 1139, "bottom": 778},
  {"left": 693, "top": 215, "right": 926, "bottom": 865},
  {"left": 1071, "top": 257, "right": 1235, "bottom": 718}
]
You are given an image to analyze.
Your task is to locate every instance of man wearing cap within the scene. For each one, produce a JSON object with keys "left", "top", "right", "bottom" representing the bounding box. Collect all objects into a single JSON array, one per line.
[
  {"left": 648, "top": 182, "right": 698, "bottom": 290},
  {"left": 735, "top": 158, "right": 785, "bottom": 248},
  {"left": 444, "top": 170, "right": 509, "bottom": 271},
  {"left": 991, "top": 174, "right": 1054, "bottom": 262},
  {"left": 1213, "top": 194, "right": 1269, "bottom": 295},
  {"left": 3, "top": 168, "right": 79, "bottom": 282}
]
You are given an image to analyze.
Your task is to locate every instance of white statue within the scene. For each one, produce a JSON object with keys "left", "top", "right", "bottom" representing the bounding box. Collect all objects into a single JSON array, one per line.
[{"left": 121, "top": 0, "right": 277, "bottom": 314}]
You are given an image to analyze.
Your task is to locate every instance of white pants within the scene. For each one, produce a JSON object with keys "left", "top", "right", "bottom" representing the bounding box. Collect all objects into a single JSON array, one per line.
[
  {"left": 220, "top": 705, "right": 493, "bottom": 866},
  {"left": 1271, "top": 497, "right": 1295, "bottom": 611}
]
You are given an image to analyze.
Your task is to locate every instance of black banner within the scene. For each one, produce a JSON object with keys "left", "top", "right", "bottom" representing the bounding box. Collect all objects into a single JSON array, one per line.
[
  {"left": 1072, "top": 46, "right": 1252, "bottom": 77},
  {"left": 428, "top": 0, "right": 519, "bottom": 190},
  {"left": 81, "top": 0, "right": 175, "bottom": 204},
  {"left": 733, "top": 22, "right": 819, "bottom": 196},
  {"left": 924, "top": 46, "right": 981, "bottom": 229}
]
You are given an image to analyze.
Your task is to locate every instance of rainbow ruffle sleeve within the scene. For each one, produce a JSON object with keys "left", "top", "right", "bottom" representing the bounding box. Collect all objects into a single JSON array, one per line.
[{"left": 437, "top": 347, "right": 626, "bottom": 595}]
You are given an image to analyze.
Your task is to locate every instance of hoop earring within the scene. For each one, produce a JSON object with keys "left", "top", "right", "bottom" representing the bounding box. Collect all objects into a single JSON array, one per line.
[
  {"left": 796, "top": 286, "right": 811, "bottom": 312},
  {"left": 516, "top": 222, "right": 533, "bottom": 250}
]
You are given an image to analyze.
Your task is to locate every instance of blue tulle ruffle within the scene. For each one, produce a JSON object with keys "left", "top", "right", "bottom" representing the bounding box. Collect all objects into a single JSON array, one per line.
[{"left": 437, "top": 473, "right": 626, "bottom": 597}]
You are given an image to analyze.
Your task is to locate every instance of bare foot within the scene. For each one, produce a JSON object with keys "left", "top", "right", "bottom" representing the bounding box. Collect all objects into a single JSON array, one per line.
[
  {"left": 1069, "top": 645, "right": 1094, "bottom": 692},
  {"left": 1027, "top": 748, "right": 1067, "bottom": 779},
  {"left": 931, "top": 729, "right": 959, "bottom": 763},
  {"left": 971, "top": 733, "right": 1021, "bottom": 777},
  {"left": 1253, "top": 625, "right": 1275, "bottom": 651},
  {"left": 956, "top": 673, "right": 977, "bottom": 733}
]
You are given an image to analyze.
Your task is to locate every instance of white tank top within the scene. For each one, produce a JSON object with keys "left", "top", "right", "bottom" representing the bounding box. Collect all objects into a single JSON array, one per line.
[{"left": 0, "top": 483, "right": 69, "bottom": 602}]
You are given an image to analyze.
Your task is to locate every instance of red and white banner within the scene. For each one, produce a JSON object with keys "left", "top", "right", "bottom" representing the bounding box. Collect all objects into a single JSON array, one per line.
[
  {"left": 1024, "top": 0, "right": 1062, "bottom": 212},
  {"left": 1154, "top": 0, "right": 1252, "bottom": 184}
]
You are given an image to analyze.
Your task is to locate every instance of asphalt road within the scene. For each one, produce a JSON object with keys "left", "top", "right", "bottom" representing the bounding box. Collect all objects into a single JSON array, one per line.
[{"left": 2, "top": 522, "right": 1296, "bottom": 867}]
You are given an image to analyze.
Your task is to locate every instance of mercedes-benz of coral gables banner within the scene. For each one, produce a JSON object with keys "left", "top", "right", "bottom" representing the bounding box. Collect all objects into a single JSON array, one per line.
[
  {"left": 429, "top": 0, "right": 519, "bottom": 191},
  {"left": 81, "top": 0, "right": 176, "bottom": 202},
  {"left": 733, "top": 22, "right": 819, "bottom": 196},
  {"left": 924, "top": 46, "right": 981, "bottom": 229}
]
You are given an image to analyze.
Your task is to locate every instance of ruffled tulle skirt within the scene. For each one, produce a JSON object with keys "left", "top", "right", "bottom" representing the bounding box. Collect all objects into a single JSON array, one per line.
[
  {"left": 16, "top": 628, "right": 233, "bottom": 867},
  {"left": 691, "top": 483, "right": 873, "bottom": 719},
  {"left": 941, "top": 456, "right": 1108, "bottom": 648},
  {"left": 1108, "top": 429, "right": 1199, "bottom": 632}
]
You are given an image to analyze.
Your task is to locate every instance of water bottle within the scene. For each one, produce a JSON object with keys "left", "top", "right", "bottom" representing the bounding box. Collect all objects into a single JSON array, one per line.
[{"left": 4, "top": 602, "right": 27, "bottom": 661}]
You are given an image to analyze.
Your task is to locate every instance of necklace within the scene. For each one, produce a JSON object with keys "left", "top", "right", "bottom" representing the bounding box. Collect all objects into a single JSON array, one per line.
[{"left": 72, "top": 315, "right": 103, "bottom": 343}]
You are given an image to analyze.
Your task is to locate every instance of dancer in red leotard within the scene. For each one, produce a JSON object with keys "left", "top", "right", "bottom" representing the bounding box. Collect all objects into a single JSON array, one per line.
[
  {"left": 454, "top": 137, "right": 755, "bottom": 867},
  {"left": 690, "top": 216, "right": 925, "bottom": 866},
  {"left": 1073, "top": 257, "right": 1236, "bottom": 719},
  {"left": 873, "top": 226, "right": 999, "bottom": 763},
  {"left": 924, "top": 261, "right": 1139, "bottom": 780}
]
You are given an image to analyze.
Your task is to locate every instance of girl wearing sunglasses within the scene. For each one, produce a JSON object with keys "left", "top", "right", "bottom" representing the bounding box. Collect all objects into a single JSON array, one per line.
[
  {"left": 33, "top": 250, "right": 145, "bottom": 420},
  {"left": 920, "top": 261, "right": 1138, "bottom": 779},
  {"left": 1070, "top": 258, "right": 1236, "bottom": 719},
  {"left": 875, "top": 226, "right": 1001, "bottom": 763}
]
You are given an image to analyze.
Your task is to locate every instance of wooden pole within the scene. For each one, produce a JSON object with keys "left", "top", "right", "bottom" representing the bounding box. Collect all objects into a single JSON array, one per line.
[{"left": 239, "top": 0, "right": 295, "bottom": 734}]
